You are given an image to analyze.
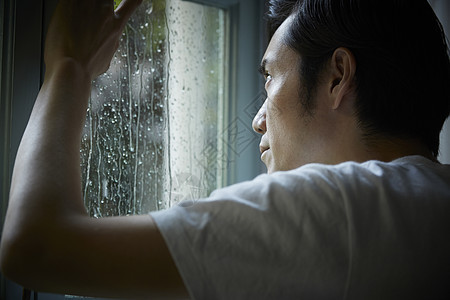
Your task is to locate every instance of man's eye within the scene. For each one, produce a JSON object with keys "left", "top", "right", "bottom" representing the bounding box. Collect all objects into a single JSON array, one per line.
[{"left": 264, "top": 72, "right": 272, "bottom": 82}]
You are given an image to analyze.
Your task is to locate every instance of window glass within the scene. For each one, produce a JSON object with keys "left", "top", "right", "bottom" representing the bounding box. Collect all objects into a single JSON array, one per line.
[{"left": 80, "top": 0, "right": 228, "bottom": 217}]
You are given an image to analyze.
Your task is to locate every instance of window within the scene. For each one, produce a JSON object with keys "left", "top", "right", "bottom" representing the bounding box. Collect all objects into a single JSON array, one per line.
[
  {"left": 430, "top": 0, "right": 450, "bottom": 164},
  {"left": 82, "top": 0, "right": 229, "bottom": 217}
]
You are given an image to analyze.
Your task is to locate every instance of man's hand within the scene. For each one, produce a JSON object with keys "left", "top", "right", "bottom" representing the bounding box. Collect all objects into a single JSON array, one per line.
[{"left": 44, "top": 0, "right": 142, "bottom": 80}]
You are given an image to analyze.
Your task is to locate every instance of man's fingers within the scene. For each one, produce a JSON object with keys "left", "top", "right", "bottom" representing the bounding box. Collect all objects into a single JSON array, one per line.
[{"left": 115, "top": 0, "right": 143, "bottom": 29}]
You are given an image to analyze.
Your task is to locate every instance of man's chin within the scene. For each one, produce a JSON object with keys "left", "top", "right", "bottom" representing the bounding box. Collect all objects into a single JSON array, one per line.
[
  {"left": 261, "top": 154, "right": 273, "bottom": 174},
  {"left": 265, "top": 162, "right": 275, "bottom": 174}
]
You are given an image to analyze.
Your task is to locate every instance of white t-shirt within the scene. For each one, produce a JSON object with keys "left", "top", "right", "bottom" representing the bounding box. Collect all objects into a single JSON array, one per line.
[{"left": 151, "top": 156, "right": 450, "bottom": 299}]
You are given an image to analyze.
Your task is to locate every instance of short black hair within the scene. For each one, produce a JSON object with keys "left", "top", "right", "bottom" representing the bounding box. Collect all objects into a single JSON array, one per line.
[{"left": 267, "top": 0, "right": 450, "bottom": 157}]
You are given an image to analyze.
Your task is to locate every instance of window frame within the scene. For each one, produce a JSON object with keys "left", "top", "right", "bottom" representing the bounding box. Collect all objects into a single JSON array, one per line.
[{"left": 1, "top": 1, "right": 46, "bottom": 298}]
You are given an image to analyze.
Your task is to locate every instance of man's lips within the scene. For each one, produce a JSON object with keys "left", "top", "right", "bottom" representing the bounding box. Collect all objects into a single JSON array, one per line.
[
  {"left": 259, "top": 145, "right": 270, "bottom": 154},
  {"left": 260, "top": 135, "right": 270, "bottom": 156}
]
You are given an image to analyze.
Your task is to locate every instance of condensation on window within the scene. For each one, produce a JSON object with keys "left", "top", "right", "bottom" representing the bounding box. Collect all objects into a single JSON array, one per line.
[{"left": 80, "top": 0, "right": 227, "bottom": 217}]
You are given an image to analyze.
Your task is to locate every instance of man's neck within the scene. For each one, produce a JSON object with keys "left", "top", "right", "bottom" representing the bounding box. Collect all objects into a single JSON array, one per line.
[{"left": 362, "top": 137, "right": 436, "bottom": 163}]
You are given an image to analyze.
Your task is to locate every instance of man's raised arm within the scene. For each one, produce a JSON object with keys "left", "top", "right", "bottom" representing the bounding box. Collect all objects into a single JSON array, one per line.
[{"left": 0, "top": 1, "right": 187, "bottom": 298}]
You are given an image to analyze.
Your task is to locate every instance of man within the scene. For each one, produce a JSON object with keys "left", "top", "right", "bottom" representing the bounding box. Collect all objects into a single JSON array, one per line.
[{"left": 1, "top": 0, "right": 449, "bottom": 299}]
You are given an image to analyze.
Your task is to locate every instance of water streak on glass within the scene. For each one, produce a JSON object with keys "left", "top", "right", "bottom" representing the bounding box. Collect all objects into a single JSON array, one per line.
[{"left": 80, "top": 0, "right": 227, "bottom": 217}]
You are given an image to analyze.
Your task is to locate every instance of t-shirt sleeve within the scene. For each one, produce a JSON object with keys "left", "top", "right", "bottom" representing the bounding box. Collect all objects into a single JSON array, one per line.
[{"left": 150, "top": 170, "right": 350, "bottom": 300}]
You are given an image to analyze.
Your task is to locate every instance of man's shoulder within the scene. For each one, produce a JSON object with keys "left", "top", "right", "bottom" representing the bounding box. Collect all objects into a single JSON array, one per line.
[
  {"left": 275, "top": 155, "right": 450, "bottom": 198},
  {"left": 291, "top": 155, "right": 449, "bottom": 180}
]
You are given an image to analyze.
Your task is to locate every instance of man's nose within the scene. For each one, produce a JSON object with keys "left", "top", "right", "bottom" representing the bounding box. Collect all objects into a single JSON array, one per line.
[{"left": 252, "top": 100, "right": 267, "bottom": 134}]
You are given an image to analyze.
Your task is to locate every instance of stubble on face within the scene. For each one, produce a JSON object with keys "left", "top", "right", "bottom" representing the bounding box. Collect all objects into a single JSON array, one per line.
[{"left": 257, "top": 16, "right": 329, "bottom": 173}]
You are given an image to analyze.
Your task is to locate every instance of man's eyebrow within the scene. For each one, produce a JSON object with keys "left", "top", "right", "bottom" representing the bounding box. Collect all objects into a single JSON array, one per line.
[{"left": 258, "top": 59, "right": 268, "bottom": 75}]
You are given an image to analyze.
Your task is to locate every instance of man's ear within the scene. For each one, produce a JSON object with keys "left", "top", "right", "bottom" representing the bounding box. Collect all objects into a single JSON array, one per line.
[{"left": 328, "top": 47, "right": 356, "bottom": 110}]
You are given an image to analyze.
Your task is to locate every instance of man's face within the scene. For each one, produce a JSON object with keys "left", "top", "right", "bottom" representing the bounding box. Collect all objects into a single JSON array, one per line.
[{"left": 253, "top": 16, "right": 333, "bottom": 173}]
